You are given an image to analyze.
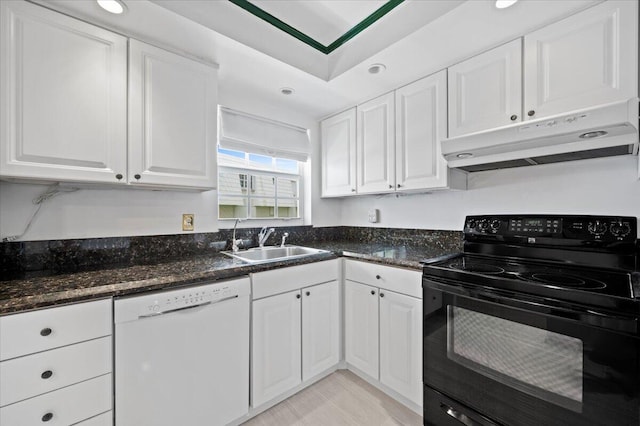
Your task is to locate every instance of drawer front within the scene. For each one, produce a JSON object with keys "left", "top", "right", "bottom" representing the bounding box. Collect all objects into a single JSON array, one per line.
[
  {"left": 344, "top": 260, "right": 422, "bottom": 298},
  {"left": 75, "top": 411, "right": 112, "bottom": 426},
  {"left": 0, "top": 374, "right": 112, "bottom": 426},
  {"left": 0, "top": 299, "right": 112, "bottom": 361},
  {"left": 252, "top": 259, "right": 339, "bottom": 299},
  {"left": 0, "top": 337, "right": 112, "bottom": 407}
]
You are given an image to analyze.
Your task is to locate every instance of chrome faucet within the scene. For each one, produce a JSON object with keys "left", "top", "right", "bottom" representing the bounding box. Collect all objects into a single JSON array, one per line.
[
  {"left": 258, "top": 227, "right": 275, "bottom": 247},
  {"left": 280, "top": 232, "right": 289, "bottom": 247},
  {"left": 231, "top": 219, "right": 244, "bottom": 253}
]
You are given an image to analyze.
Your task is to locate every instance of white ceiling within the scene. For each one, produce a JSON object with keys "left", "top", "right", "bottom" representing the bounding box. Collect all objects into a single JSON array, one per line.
[
  {"left": 34, "top": 0, "right": 599, "bottom": 123},
  {"left": 250, "top": 0, "right": 387, "bottom": 46}
]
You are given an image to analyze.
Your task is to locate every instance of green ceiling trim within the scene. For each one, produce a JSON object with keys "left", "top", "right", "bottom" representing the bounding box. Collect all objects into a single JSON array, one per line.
[{"left": 229, "top": 0, "right": 405, "bottom": 55}]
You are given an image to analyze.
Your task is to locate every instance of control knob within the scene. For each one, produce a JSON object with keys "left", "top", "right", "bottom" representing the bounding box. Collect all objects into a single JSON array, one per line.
[
  {"left": 467, "top": 219, "right": 477, "bottom": 229},
  {"left": 610, "top": 221, "right": 631, "bottom": 238},
  {"left": 490, "top": 220, "right": 501, "bottom": 230},
  {"left": 587, "top": 220, "right": 607, "bottom": 236},
  {"left": 478, "top": 220, "right": 490, "bottom": 232}
]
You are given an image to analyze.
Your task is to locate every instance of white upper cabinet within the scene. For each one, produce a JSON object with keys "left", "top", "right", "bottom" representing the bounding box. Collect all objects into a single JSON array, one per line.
[
  {"left": 357, "top": 92, "right": 395, "bottom": 194},
  {"left": 396, "top": 70, "right": 464, "bottom": 191},
  {"left": 321, "top": 108, "right": 357, "bottom": 197},
  {"left": 448, "top": 39, "right": 523, "bottom": 138},
  {"left": 0, "top": 0, "right": 127, "bottom": 184},
  {"left": 523, "top": 0, "right": 638, "bottom": 120},
  {"left": 129, "top": 40, "right": 218, "bottom": 190}
]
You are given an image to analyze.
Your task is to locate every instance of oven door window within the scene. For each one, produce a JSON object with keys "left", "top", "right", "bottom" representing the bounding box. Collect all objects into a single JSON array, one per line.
[{"left": 448, "top": 306, "right": 583, "bottom": 412}]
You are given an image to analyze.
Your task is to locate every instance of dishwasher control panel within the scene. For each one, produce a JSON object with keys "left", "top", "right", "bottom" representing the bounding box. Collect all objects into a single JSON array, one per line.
[{"left": 114, "top": 277, "right": 251, "bottom": 323}]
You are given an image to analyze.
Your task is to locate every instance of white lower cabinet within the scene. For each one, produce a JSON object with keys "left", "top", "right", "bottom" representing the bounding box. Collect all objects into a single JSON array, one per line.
[
  {"left": 0, "top": 299, "right": 113, "bottom": 425},
  {"left": 379, "top": 290, "right": 423, "bottom": 406},
  {"left": 344, "top": 260, "right": 423, "bottom": 408},
  {"left": 344, "top": 281, "right": 379, "bottom": 378},
  {"left": 251, "top": 260, "right": 340, "bottom": 408},
  {"left": 252, "top": 290, "right": 302, "bottom": 407},
  {"left": 302, "top": 280, "right": 340, "bottom": 381}
]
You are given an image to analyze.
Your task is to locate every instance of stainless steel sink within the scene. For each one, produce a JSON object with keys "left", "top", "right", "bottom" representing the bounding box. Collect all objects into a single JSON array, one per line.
[{"left": 223, "top": 245, "right": 330, "bottom": 264}]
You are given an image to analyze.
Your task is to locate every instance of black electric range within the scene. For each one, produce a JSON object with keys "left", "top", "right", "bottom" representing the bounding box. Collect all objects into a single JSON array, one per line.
[{"left": 422, "top": 214, "right": 639, "bottom": 426}]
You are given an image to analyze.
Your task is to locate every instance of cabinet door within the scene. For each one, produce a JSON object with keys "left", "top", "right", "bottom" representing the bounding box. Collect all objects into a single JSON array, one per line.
[
  {"left": 321, "top": 108, "right": 357, "bottom": 197},
  {"left": 302, "top": 280, "right": 340, "bottom": 381},
  {"left": 251, "top": 290, "right": 301, "bottom": 407},
  {"left": 345, "top": 280, "right": 379, "bottom": 379},
  {"left": 448, "top": 39, "right": 522, "bottom": 137},
  {"left": 524, "top": 0, "right": 637, "bottom": 120},
  {"left": 0, "top": 1, "right": 127, "bottom": 184},
  {"left": 395, "top": 70, "right": 448, "bottom": 191},
  {"left": 379, "top": 290, "right": 422, "bottom": 406},
  {"left": 129, "top": 40, "right": 218, "bottom": 189},
  {"left": 357, "top": 92, "right": 395, "bottom": 194}
]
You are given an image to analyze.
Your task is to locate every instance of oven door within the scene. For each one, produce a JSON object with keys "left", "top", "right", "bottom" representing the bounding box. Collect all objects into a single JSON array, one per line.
[{"left": 423, "top": 276, "right": 640, "bottom": 426}]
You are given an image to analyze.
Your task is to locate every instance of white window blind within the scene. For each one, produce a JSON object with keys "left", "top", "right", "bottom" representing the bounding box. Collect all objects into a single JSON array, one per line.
[{"left": 219, "top": 107, "right": 310, "bottom": 161}]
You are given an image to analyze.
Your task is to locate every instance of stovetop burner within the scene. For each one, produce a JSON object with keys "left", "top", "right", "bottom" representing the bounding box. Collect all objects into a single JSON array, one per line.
[
  {"left": 449, "top": 263, "right": 505, "bottom": 275},
  {"left": 525, "top": 272, "right": 607, "bottom": 290}
]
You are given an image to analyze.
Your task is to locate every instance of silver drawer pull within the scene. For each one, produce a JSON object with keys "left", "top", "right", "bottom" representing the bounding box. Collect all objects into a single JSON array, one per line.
[{"left": 138, "top": 295, "right": 238, "bottom": 319}]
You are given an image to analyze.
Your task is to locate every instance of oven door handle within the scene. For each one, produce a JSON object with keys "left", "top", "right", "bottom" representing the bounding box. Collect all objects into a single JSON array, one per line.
[
  {"left": 425, "top": 277, "right": 639, "bottom": 335},
  {"left": 440, "top": 403, "right": 499, "bottom": 426}
]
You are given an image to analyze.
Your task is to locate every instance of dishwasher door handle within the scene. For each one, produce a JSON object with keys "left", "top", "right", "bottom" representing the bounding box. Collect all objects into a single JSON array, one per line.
[{"left": 138, "top": 295, "right": 238, "bottom": 319}]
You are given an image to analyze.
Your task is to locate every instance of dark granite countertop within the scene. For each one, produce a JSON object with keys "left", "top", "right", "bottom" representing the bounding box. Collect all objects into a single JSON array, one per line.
[{"left": 0, "top": 242, "right": 458, "bottom": 315}]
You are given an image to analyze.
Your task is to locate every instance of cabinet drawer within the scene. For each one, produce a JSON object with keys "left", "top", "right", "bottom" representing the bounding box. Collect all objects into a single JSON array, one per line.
[
  {"left": 344, "top": 260, "right": 421, "bottom": 298},
  {"left": 0, "top": 299, "right": 112, "bottom": 361},
  {"left": 75, "top": 411, "right": 112, "bottom": 426},
  {"left": 0, "top": 374, "right": 112, "bottom": 426},
  {"left": 252, "top": 259, "right": 339, "bottom": 299},
  {"left": 0, "top": 337, "right": 112, "bottom": 407}
]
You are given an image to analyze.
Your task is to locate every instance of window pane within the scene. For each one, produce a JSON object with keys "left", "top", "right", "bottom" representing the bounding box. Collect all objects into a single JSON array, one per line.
[
  {"left": 277, "top": 177, "right": 298, "bottom": 198},
  {"left": 278, "top": 199, "right": 299, "bottom": 218},
  {"left": 219, "top": 172, "right": 249, "bottom": 196},
  {"left": 250, "top": 198, "right": 275, "bottom": 218},
  {"left": 219, "top": 196, "right": 248, "bottom": 219},
  {"left": 248, "top": 153, "right": 273, "bottom": 168},
  {"left": 276, "top": 158, "right": 299, "bottom": 173},
  {"left": 251, "top": 175, "right": 276, "bottom": 197},
  {"left": 218, "top": 148, "right": 245, "bottom": 158}
]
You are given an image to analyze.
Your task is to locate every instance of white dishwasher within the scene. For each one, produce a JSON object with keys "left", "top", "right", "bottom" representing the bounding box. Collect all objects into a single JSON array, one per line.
[{"left": 114, "top": 277, "right": 250, "bottom": 426}]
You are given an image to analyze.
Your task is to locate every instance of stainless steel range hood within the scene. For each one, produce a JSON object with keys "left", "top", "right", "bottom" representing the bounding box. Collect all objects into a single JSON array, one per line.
[{"left": 442, "top": 99, "right": 639, "bottom": 172}]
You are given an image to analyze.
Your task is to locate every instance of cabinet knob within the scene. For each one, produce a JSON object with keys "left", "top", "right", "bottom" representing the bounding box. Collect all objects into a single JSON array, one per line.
[
  {"left": 375, "top": 275, "right": 381, "bottom": 280},
  {"left": 41, "top": 370, "right": 53, "bottom": 380},
  {"left": 370, "top": 290, "right": 376, "bottom": 295},
  {"left": 527, "top": 110, "right": 535, "bottom": 117},
  {"left": 351, "top": 188, "right": 356, "bottom": 192},
  {"left": 134, "top": 174, "right": 141, "bottom": 180},
  {"left": 380, "top": 293, "right": 385, "bottom": 298},
  {"left": 40, "top": 328, "right": 52, "bottom": 337},
  {"left": 305, "top": 291, "right": 310, "bottom": 296},
  {"left": 396, "top": 184, "right": 402, "bottom": 188},
  {"left": 388, "top": 185, "right": 393, "bottom": 189},
  {"left": 510, "top": 114, "right": 518, "bottom": 121},
  {"left": 115, "top": 174, "right": 123, "bottom": 180},
  {"left": 296, "top": 294, "right": 301, "bottom": 299},
  {"left": 42, "top": 413, "right": 53, "bottom": 422}
]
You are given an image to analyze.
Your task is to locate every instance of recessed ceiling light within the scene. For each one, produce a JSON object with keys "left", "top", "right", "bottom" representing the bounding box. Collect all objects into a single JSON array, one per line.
[
  {"left": 97, "top": 0, "right": 126, "bottom": 14},
  {"left": 495, "top": 0, "right": 518, "bottom": 9},
  {"left": 280, "top": 87, "right": 295, "bottom": 96},
  {"left": 368, "top": 64, "right": 386, "bottom": 75}
]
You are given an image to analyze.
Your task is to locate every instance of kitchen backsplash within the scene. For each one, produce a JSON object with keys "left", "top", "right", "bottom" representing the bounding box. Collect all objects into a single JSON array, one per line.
[{"left": 0, "top": 226, "right": 462, "bottom": 277}]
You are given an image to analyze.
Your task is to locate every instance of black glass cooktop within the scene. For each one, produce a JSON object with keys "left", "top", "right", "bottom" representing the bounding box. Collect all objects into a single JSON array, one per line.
[{"left": 430, "top": 254, "right": 634, "bottom": 299}]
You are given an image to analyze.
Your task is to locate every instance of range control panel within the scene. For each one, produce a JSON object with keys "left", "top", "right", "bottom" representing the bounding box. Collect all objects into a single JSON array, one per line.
[{"left": 464, "top": 215, "right": 636, "bottom": 243}]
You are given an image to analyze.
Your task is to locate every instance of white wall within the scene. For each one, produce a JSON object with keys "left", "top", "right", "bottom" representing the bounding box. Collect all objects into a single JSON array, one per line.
[{"left": 338, "top": 156, "right": 640, "bottom": 235}]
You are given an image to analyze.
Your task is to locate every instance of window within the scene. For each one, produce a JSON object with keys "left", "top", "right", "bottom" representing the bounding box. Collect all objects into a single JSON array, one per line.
[{"left": 218, "top": 148, "right": 301, "bottom": 220}]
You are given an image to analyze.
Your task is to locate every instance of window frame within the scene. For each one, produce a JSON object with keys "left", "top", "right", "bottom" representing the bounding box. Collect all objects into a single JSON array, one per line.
[{"left": 217, "top": 160, "right": 303, "bottom": 222}]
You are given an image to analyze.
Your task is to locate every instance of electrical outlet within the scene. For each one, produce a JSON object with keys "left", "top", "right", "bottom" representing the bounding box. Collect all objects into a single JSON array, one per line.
[
  {"left": 182, "top": 214, "right": 194, "bottom": 231},
  {"left": 368, "top": 209, "right": 379, "bottom": 223}
]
